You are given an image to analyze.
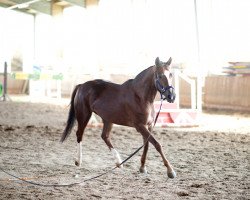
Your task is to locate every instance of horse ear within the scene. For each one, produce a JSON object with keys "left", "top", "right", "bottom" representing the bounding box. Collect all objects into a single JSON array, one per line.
[
  {"left": 166, "top": 57, "right": 172, "bottom": 66},
  {"left": 155, "top": 57, "right": 161, "bottom": 67}
]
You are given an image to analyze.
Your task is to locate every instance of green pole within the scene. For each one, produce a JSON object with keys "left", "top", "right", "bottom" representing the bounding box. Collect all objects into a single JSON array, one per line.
[{"left": 0, "top": 83, "right": 2, "bottom": 96}]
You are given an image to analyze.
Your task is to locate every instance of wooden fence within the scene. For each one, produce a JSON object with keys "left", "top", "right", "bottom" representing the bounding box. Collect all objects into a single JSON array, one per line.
[
  {"left": 203, "top": 76, "right": 250, "bottom": 112},
  {"left": 2, "top": 72, "right": 250, "bottom": 113}
]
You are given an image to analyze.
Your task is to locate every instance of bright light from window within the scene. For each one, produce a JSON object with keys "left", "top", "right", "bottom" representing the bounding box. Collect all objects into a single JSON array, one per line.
[{"left": 1, "top": 0, "right": 250, "bottom": 75}]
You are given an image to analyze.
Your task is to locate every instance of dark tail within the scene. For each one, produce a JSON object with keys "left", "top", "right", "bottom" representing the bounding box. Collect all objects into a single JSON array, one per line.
[{"left": 60, "top": 85, "right": 80, "bottom": 143}]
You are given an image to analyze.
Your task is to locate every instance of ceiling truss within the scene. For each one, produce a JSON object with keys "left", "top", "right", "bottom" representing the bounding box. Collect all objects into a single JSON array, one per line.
[{"left": 0, "top": 0, "right": 86, "bottom": 15}]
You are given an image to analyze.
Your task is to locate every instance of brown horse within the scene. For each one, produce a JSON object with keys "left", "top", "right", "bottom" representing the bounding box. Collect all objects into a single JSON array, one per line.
[{"left": 61, "top": 57, "right": 176, "bottom": 178}]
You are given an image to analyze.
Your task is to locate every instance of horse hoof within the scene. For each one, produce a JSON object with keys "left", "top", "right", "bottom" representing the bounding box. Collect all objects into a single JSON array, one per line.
[
  {"left": 75, "top": 161, "right": 80, "bottom": 166},
  {"left": 116, "top": 163, "right": 123, "bottom": 168},
  {"left": 139, "top": 167, "right": 147, "bottom": 174},
  {"left": 167, "top": 170, "right": 176, "bottom": 179}
]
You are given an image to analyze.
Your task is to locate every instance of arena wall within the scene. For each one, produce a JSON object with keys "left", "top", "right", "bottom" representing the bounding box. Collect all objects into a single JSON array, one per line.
[{"left": 203, "top": 76, "right": 250, "bottom": 112}]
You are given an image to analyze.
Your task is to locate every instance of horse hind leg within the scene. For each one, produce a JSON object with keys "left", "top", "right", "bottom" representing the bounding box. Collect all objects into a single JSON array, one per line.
[
  {"left": 75, "top": 108, "right": 92, "bottom": 167},
  {"left": 101, "top": 120, "right": 123, "bottom": 168}
]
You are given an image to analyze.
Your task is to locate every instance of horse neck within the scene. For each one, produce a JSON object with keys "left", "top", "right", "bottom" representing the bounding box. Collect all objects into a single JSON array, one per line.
[{"left": 132, "top": 66, "right": 157, "bottom": 103}]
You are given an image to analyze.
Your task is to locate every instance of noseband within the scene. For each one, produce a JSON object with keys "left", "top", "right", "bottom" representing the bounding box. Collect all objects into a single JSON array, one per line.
[{"left": 155, "top": 76, "right": 175, "bottom": 100}]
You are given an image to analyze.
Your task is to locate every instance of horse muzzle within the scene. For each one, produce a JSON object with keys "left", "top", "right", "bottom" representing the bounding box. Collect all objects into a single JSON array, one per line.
[
  {"left": 163, "top": 88, "right": 176, "bottom": 103},
  {"left": 166, "top": 92, "right": 176, "bottom": 103}
]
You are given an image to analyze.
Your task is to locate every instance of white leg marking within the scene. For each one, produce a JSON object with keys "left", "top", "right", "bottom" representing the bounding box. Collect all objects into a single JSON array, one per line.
[
  {"left": 75, "top": 142, "right": 82, "bottom": 166},
  {"left": 139, "top": 166, "right": 148, "bottom": 174},
  {"left": 111, "top": 148, "right": 123, "bottom": 168}
]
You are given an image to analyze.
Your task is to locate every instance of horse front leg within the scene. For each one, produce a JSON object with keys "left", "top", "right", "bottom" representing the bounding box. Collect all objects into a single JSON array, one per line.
[
  {"left": 136, "top": 124, "right": 176, "bottom": 178},
  {"left": 140, "top": 124, "right": 152, "bottom": 173},
  {"left": 140, "top": 136, "right": 149, "bottom": 173}
]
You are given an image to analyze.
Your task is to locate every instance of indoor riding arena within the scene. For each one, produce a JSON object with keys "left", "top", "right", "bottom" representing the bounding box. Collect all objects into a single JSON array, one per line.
[{"left": 0, "top": 1, "right": 249, "bottom": 200}]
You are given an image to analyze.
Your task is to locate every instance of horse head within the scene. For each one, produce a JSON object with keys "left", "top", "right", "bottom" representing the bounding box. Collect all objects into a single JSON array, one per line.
[{"left": 155, "top": 57, "right": 176, "bottom": 103}]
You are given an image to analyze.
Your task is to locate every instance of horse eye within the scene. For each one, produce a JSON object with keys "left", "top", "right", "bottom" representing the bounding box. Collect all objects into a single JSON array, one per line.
[
  {"left": 169, "top": 73, "right": 173, "bottom": 78},
  {"left": 158, "top": 74, "right": 164, "bottom": 78}
]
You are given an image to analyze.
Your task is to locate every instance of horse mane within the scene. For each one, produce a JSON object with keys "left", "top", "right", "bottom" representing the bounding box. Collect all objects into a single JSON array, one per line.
[{"left": 133, "top": 65, "right": 155, "bottom": 83}]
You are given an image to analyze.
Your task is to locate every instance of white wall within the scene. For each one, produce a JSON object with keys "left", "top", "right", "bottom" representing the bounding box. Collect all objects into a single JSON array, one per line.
[
  {"left": 197, "top": 0, "right": 250, "bottom": 74},
  {"left": 0, "top": 7, "right": 34, "bottom": 72},
  {"left": 62, "top": 0, "right": 250, "bottom": 75},
  {"left": 1, "top": 0, "right": 250, "bottom": 76}
]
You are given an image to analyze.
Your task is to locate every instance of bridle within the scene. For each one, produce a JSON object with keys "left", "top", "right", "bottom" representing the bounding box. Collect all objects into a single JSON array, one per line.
[{"left": 155, "top": 73, "right": 175, "bottom": 101}]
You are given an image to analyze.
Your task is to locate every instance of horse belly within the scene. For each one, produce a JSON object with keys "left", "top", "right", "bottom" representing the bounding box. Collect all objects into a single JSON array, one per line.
[{"left": 92, "top": 101, "right": 134, "bottom": 126}]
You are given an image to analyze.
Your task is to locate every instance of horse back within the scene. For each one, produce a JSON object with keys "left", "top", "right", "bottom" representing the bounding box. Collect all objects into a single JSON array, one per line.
[{"left": 79, "top": 79, "right": 152, "bottom": 126}]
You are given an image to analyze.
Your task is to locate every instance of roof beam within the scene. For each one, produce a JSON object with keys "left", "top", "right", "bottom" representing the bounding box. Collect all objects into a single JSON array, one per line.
[
  {"left": 63, "top": 0, "right": 85, "bottom": 7},
  {"left": 29, "top": 0, "right": 52, "bottom": 15},
  {"left": 6, "top": 0, "right": 52, "bottom": 15}
]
